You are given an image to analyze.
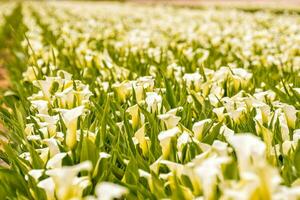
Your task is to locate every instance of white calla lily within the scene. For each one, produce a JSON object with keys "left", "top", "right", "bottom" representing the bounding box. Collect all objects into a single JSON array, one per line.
[
  {"left": 145, "top": 92, "right": 162, "bottom": 113},
  {"left": 126, "top": 104, "right": 139, "bottom": 129},
  {"left": 133, "top": 124, "right": 149, "bottom": 156},
  {"left": 192, "top": 119, "right": 212, "bottom": 141},
  {"left": 59, "top": 106, "right": 85, "bottom": 149},
  {"left": 45, "top": 161, "right": 92, "bottom": 200},
  {"left": 282, "top": 104, "right": 297, "bottom": 129},
  {"left": 31, "top": 100, "right": 49, "bottom": 115},
  {"left": 158, "top": 113, "right": 181, "bottom": 129},
  {"left": 95, "top": 182, "right": 128, "bottom": 200},
  {"left": 158, "top": 127, "right": 180, "bottom": 158}
]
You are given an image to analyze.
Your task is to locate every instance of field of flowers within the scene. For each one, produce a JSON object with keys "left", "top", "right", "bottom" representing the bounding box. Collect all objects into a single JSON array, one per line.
[{"left": 0, "top": 1, "right": 300, "bottom": 199}]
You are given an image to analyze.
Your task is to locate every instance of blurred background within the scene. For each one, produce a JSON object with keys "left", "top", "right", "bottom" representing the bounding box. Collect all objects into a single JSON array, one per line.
[{"left": 19, "top": 0, "right": 300, "bottom": 10}]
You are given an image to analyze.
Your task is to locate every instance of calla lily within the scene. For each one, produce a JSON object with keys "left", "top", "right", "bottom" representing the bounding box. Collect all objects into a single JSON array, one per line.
[
  {"left": 282, "top": 141, "right": 295, "bottom": 155},
  {"left": 183, "top": 72, "right": 202, "bottom": 91},
  {"left": 46, "top": 153, "right": 67, "bottom": 169},
  {"left": 167, "top": 106, "right": 183, "bottom": 115},
  {"left": 43, "top": 138, "right": 60, "bottom": 157},
  {"left": 293, "top": 129, "right": 300, "bottom": 142},
  {"left": 254, "top": 104, "right": 271, "bottom": 125},
  {"left": 55, "top": 87, "right": 75, "bottom": 108},
  {"left": 145, "top": 92, "right": 162, "bottom": 113},
  {"left": 177, "top": 131, "right": 191, "bottom": 154},
  {"left": 133, "top": 124, "right": 150, "bottom": 156},
  {"left": 59, "top": 106, "right": 85, "bottom": 149},
  {"left": 38, "top": 177, "right": 55, "bottom": 200},
  {"left": 37, "top": 114, "right": 59, "bottom": 137},
  {"left": 31, "top": 100, "right": 49, "bottom": 115},
  {"left": 45, "top": 161, "right": 92, "bottom": 200},
  {"left": 112, "top": 81, "right": 131, "bottom": 102},
  {"left": 55, "top": 70, "right": 71, "bottom": 81},
  {"left": 150, "top": 157, "right": 162, "bottom": 174},
  {"left": 95, "top": 182, "right": 128, "bottom": 200},
  {"left": 220, "top": 124, "right": 234, "bottom": 140},
  {"left": 229, "top": 107, "right": 247, "bottom": 124},
  {"left": 158, "top": 113, "right": 181, "bottom": 129},
  {"left": 192, "top": 119, "right": 212, "bottom": 141},
  {"left": 273, "top": 186, "right": 300, "bottom": 200},
  {"left": 194, "top": 156, "right": 230, "bottom": 200},
  {"left": 137, "top": 76, "right": 154, "bottom": 90},
  {"left": 126, "top": 104, "right": 139, "bottom": 129},
  {"left": 28, "top": 169, "right": 44, "bottom": 181},
  {"left": 33, "top": 79, "right": 53, "bottom": 100},
  {"left": 27, "top": 134, "right": 41, "bottom": 141},
  {"left": 213, "top": 107, "right": 225, "bottom": 122},
  {"left": 282, "top": 104, "right": 297, "bottom": 129},
  {"left": 158, "top": 127, "right": 180, "bottom": 158},
  {"left": 133, "top": 85, "right": 144, "bottom": 102},
  {"left": 228, "top": 134, "right": 266, "bottom": 173},
  {"left": 278, "top": 113, "right": 290, "bottom": 141}
]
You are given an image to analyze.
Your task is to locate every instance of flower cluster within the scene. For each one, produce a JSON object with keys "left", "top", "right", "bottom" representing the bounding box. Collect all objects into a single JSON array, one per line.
[{"left": 0, "top": 2, "right": 300, "bottom": 200}]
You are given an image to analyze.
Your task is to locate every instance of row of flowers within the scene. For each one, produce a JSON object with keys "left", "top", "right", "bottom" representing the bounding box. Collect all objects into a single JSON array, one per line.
[{"left": 1, "top": 2, "right": 300, "bottom": 200}]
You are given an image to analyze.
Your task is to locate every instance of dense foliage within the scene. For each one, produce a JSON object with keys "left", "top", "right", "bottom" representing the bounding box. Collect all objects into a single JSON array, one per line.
[{"left": 0, "top": 2, "right": 300, "bottom": 200}]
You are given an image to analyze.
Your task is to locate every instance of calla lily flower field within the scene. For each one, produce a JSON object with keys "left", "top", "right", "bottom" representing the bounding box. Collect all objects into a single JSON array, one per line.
[{"left": 0, "top": 1, "right": 300, "bottom": 200}]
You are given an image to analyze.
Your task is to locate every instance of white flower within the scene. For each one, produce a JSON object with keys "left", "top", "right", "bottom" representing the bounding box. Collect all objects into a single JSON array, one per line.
[
  {"left": 55, "top": 87, "right": 75, "bottom": 108},
  {"left": 145, "top": 92, "right": 162, "bottom": 113},
  {"left": 273, "top": 186, "right": 300, "bottom": 200},
  {"left": 158, "top": 127, "right": 180, "bottom": 158},
  {"left": 229, "top": 107, "right": 247, "bottom": 124},
  {"left": 28, "top": 169, "right": 44, "bottom": 181},
  {"left": 42, "top": 138, "right": 60, "bottom": 157},
  {"left": 282, "top": 104, "right": 297, "bottom": 129},
  {"left": 33, "top": 79, "right": 54, "bottom": 100},
  {"left": 45, "top": 161, "right": 92, "bottom": 200},
  {"left": 133, "top": 124, "right": 149, "bottom": 156},
  {"left": 177, "top": 131, "right": 191, "bottom": 152},
  {"left": 183, "top": 72, "right": 202, "bottom": 91},
  {"left": 59, "top": 106, "right": 85, "bottom": 149},
  {"left": 137, "top": 76, "right": 154, "bottom": 91},
  {"left": 255, "top": 121, "right": 273, "bottom": 157},
  {"left": 37, "top": 114, "right": 59, "bottom": 137},
  {"left": 278, "top": 112, "right": 290, "bottom": 141},
  {"left": 228, "top": 134, "right": 266, "bottom": 173},
  {"left": 126, "top": 104, "right": 139, "bottom": 129},
  {"left": 293, "top": 129, "right": 300, "bottom": 142},
  {"left": 31, "top": 100, "right": 49, "bottom": 114},
  {"left": 254, "top": 103, "right": 271, "bottom": 125},
  {"left": 192, "top": 119, "right": 212, "bottom": 141},
  {"left": 194, "top": 156, "right": 230, "bottom": 200},
  {"left": 220, "top": 124, "right": 234, "bottom": 140},
  {"left": 282, "top": 141, "right": 295, "bottom": 155},
  {"left": 112, "top": 81, "right": 132, "bottom": 102},
  {"left": 95, "top": 182, "right": 128, "bottom": 200},
  {"left": 37, "top": 177, "right": 55, "bottom": 200},
  {"left": 232, "top": 68, "right": 252, "bottom": 79},
  {"left": 177, "top": 131, "right": 191, "bottom": 159},
  {"left": 213, "top": 107, "right": 225, "bottom": 122},
  {"left": 158, "top": 113, "right": 181, "bottom": 129},
  {"left": 27, "top": 135, "right": 41, "bottom": 141},
  {"left": 46, "top": 153, "right": 67, "bottom": 169},
  {"left": 99, "top": 152, "right": 111, "bottom": 159}
]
